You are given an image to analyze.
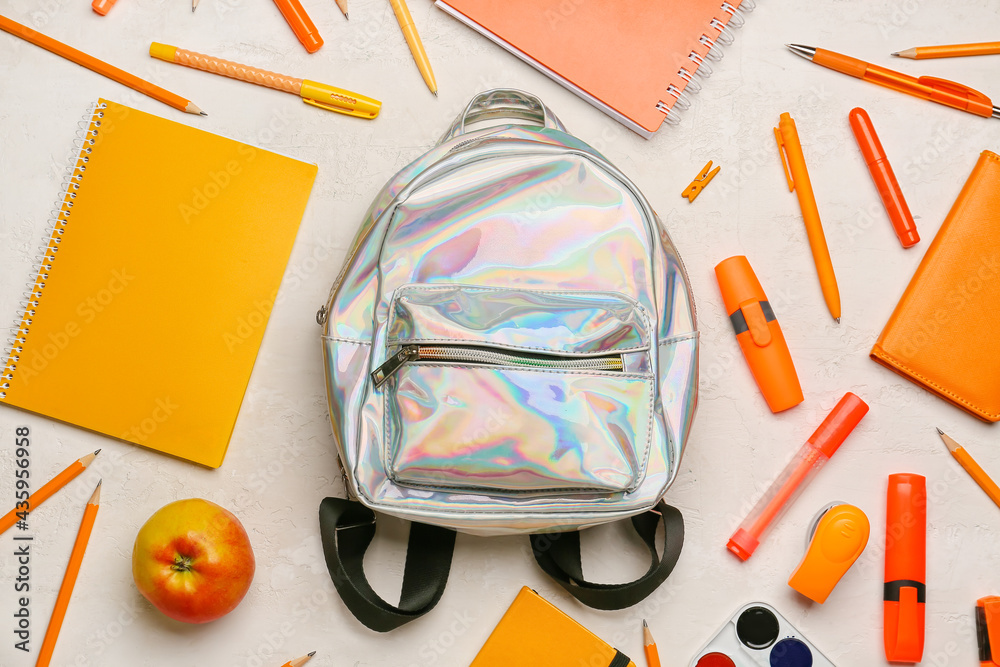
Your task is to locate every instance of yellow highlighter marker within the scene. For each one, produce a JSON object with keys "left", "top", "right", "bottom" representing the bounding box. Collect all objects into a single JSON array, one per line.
[{"left": 149, "top": 43, "right": 380, "bottom": 118}]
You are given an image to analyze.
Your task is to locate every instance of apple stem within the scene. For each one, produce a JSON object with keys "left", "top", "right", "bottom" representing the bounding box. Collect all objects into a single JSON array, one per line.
[{"left": 171, "top": 555, "right": 194, "bottom": 573}]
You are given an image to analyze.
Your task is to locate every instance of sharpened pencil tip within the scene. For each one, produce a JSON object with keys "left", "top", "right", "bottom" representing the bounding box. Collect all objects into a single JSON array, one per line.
[
  {"left": 94, "top": 449, "right": 101, "bottom": 455},
  {"left": 890, "top": 52, "right": 899, "bottom": 56},
  {"left": 936, "top": 427, "right": 944, "bottom": 435},
  {"left": 643, "top": 619, "right": 648, "bottom": 628},
  {"left": 308, "top": 652, "right": 316, "bottom": 657},
  {"left": 200, "top": 111, "right": 208, "bottom": 116},
  {"left": 835, "top": 317, "right": 841, "bottom": 324}
]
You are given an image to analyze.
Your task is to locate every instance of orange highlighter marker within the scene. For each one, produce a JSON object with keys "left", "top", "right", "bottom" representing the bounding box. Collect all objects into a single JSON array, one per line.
[
  {"left": 885, "top": 473, "right": 926, "bottom": 663},
  {"left": 273, "top": 0, "right": 324, "bottom": 53},
  {"left": 849, "top": 108, "right": 919, "bottom": 248},
  {"left": 728, "top": 392, "right": 869, "bottom": 561},
  {"left": 715, "top": 256, "right": 803, "bottom": 413}
]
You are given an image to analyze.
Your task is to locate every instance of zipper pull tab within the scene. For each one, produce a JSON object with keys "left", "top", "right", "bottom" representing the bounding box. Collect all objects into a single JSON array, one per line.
[{"left": 371, "top": 345, "right": 420, "bottom": 387}]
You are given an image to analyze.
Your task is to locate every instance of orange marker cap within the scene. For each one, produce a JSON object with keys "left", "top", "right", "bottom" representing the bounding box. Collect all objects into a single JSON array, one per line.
[
  {"left": 807, "top": 392, "right": 870, "bottom": 458},
  {"left": 273, "top": 0, "right": 324, "bottom": 53},
  {"left": 884, "top": 473, "right": 927, "bottom": 663},
  {"left": 788, "top": 504, "right": 870, "bottom": 603},
  {"left": 91, "top": 0, "right": 119, "bottom": 15},
  {"left": 715, "top": 256, "right": 803, "bottom": 413},
  {"left": 849, "top": 108, "right": 919, "bottom": 248}
]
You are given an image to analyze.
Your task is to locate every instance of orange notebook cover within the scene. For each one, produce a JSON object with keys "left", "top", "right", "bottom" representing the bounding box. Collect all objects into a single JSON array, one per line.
[
  {"left": 871, "top": 150, "right": 1000, "bottom": 422},
  {"left": 1, "top": 99, "right": 317, "bottom": 466},
  {"left": 470, "top": 587, "right": 636, "bottom": 667},
  {"left": 435, "top": 0, "right": 748, "bottom": 138}
]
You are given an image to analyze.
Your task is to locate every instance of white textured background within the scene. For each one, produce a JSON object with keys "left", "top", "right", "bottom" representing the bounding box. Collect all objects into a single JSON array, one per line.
[{"left": 1, "top": 0, "right": 999, "bottom": 665}]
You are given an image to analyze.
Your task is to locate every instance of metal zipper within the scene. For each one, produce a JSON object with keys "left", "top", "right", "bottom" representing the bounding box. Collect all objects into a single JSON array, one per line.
[{"left": 371, "top": 344, "right": 624, "bottom": 387}]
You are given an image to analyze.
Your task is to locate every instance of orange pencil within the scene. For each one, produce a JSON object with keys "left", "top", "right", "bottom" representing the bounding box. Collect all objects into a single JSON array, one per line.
[
  {"left": 894, "top": 42, "right": 1000, "bottom": 59},
  {"left": 642, "top": 620, "right": 660, "bottom": 667},
  {"left": 938, "top": 428, "right": 1000, "bottom": 509},
  {"left": 36, "top": 481, "right": 101, "bottom": 667},
  {"left": 281, "top": 651, "right": 316, "bottom": 667},
  {"left": 0, "top": 450, "right": 100, "bottom": 536},
  {"left": 0, "top": 14, "right": 204, "bottom": 115}
]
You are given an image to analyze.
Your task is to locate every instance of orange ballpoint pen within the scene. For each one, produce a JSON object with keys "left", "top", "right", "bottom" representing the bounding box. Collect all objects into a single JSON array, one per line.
[
  {"left": 775, "top": 112, "right": 842, "bottom": 322},
  {"left": 788, "top": 44, "right": 1000, "bottom": 119}
]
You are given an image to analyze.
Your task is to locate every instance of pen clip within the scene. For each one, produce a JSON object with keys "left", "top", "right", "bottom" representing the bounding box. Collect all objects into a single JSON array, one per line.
[
  {"left": 918, "top": 76, "right": 992, "bottom": 105},
  {"left": 300, "top": 80, "right": 382, "bottom": 119},
  {"left": 303, "top": 97, "right": 372, "bottom": 118},
  {"left": 774, "top": 127, "right": 795, "bottom": 192}
]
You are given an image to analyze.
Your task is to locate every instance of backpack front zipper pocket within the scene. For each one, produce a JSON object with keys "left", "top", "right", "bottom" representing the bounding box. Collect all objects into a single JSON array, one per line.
[
  {"left": 372, "top": 344, "right": 624, "bottom": 387},
  {"left": 374, "top": 284, "right": 654, "bottom": 495}
]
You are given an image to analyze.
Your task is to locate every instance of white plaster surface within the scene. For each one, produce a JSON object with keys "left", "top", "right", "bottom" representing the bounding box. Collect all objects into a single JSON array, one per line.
[{"left": 1, "top": 0, "right": 999, "bottom": 665}]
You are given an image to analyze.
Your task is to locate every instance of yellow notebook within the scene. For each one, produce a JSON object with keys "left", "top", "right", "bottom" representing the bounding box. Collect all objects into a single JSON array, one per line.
[
  {"left": 471, "top": 587, "right": 636, "bottom": 667},
  {"left": 0, "top": 100, "right": 317, "bottom": 467}
]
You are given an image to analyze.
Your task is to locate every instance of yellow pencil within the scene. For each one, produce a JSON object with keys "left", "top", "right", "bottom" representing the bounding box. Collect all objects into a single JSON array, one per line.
[
  {"left": 36, "top": 481, "right": 101, "bottom": 667},
  {"left": 938, "top": 428, "right": 1000, "bottom": 509},
  {"left": 388, "top": 0, "right": 437, "bottom": 95},
  {"left": 893, "top": 42, "right": 1000, "bottom": 59}
]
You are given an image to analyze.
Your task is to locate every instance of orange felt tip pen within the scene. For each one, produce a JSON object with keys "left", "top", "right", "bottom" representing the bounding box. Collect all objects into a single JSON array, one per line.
[
  {"left": 849, "top": 108, "right": 919, "bottom": 248},
  {"left": 727, "top": 392, "right": 869, "bottom": 561},
  {"left": 272, "top": 0, "right": 324, "bottom": 53},
  {"left": 715, "top": 255, "right": 803, "bottom": 413},
  {"left": 91, "top": 0, "right": 119, "bottom": 15},
  {"left": 884, "top": 473, "right": 926, "bottom": 663}
]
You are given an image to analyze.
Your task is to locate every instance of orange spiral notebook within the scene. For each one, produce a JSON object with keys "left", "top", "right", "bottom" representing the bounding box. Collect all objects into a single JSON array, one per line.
[
  {"left": 871, "top": 150, "right": 1000, "bottom": 422},
  {"left": 470, "top": 587, "right": 636, "bottom": 667},
  {"left": 1, "top": 99, "right": 317, "bottom": 466},
  {"left": 435, "top": 0, "right": 753, "bottom": 138}
]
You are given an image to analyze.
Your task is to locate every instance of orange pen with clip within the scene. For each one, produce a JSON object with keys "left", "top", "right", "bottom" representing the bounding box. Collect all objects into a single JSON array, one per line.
[
  {"left": 788, "top": 44, "right": 1000, "bottom": 119},
  {"left": 775, "top": 112, "right": 842, "bottom": 322}
]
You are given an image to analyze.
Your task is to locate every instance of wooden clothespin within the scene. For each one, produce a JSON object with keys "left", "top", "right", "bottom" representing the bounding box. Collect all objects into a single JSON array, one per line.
[{"left": 681, "top": 160, "right": 721, "bottom": 202}]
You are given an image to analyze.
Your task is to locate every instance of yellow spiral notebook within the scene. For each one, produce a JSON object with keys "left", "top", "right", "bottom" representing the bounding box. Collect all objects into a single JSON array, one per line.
[{"left": 1, "top": 100, "right": 317, "bottom": 467}]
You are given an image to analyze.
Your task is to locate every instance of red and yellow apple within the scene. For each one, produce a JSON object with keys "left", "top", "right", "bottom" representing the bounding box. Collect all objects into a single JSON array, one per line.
[{"left": 132, "top": 498, "right": 255, "bottom": 624}]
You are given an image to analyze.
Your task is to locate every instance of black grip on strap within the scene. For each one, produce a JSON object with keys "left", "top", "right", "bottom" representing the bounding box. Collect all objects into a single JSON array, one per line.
[
  {"left": 529, "top": 501, "right": 684, "bottom": 610},
  {"left": 319, "top": 497, "right": 456, "bottom": 632}
]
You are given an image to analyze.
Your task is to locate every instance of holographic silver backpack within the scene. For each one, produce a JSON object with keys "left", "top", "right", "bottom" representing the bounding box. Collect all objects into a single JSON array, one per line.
[{"left": 318, "top": 90, "right": 698, "bottom": 631}]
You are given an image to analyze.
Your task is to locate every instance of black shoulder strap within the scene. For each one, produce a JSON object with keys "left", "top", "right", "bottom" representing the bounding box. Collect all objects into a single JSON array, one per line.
[
  {"left": 529, "top": 501, "right": 684, "bottom": 610},
  {"left": 319, "top": 497, "right": 456, "bottom": 632}
]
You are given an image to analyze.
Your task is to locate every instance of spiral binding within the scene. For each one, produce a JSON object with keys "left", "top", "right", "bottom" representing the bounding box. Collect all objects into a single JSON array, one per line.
[
  {"left": 1, "top": 102, "right": 106, "bottom": 401},
  {"left": 656, "top": 1, "right": 755, "bottom": 127}
]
